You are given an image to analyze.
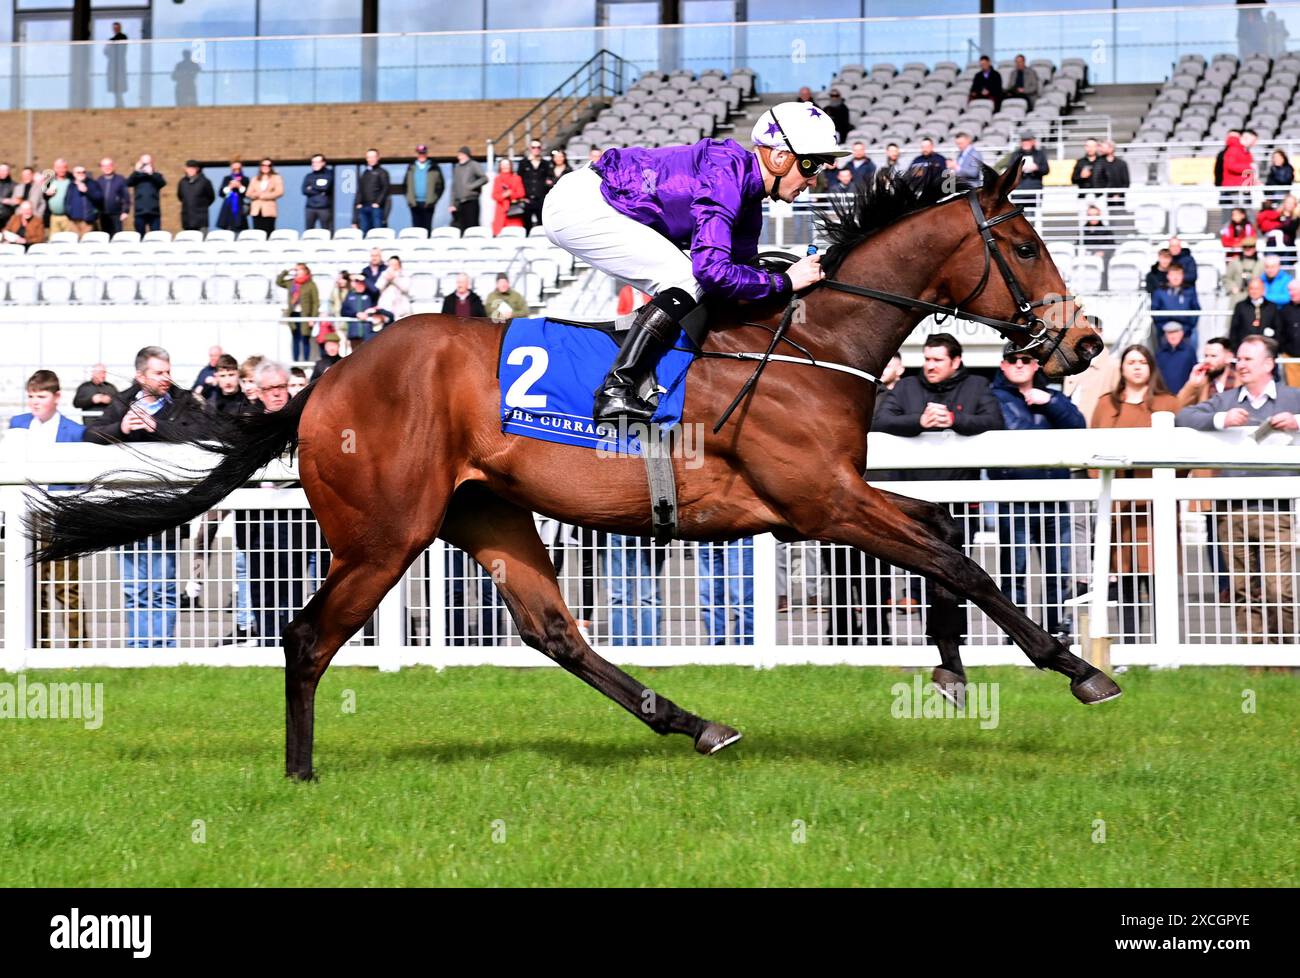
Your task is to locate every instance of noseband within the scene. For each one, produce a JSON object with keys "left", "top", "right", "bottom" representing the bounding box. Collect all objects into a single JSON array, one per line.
[{"left": 821, "top": 188, "right": 1082, "bottom": 361}]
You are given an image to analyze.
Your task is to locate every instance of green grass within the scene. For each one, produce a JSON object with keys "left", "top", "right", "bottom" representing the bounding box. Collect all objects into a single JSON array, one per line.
[{"left": 0, "top": 665, "right": 1296, "bottom": 886}]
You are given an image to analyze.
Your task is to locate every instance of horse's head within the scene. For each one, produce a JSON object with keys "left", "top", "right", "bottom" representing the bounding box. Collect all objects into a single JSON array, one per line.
[{"left": 937, "top": 162, "right": 1102, "bottom": 378}]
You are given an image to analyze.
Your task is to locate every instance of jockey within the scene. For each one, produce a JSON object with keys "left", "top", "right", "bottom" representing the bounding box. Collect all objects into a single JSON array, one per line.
[{"left": 543, "top": 101, "right": 843, "bottom": 425}]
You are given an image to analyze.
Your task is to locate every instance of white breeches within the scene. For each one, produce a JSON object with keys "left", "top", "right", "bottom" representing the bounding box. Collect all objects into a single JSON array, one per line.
[{"left": 542, "top": 166, "right": 703, "bottom": 300}]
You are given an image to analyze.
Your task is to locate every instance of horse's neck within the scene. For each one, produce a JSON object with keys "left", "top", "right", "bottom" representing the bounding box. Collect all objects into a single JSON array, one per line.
[{"left": 800, "top": 221, "right": 954, "bottom": 374}]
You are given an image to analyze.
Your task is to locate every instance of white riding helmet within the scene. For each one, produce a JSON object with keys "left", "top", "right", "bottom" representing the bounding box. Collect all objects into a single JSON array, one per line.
[{"left": 751, "top": 101, "right": 847, "bottom": 160}]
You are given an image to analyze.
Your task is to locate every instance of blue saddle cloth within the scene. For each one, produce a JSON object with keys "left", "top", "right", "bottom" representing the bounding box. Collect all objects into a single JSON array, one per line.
[{"left": 498, "top": 317, "right": 696, "bottom": 454}]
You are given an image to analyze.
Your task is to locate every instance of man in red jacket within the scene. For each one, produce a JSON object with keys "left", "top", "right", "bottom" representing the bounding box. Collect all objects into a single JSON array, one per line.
[{"left": 1220, "top": 129, "right": 1258, "bottom": 220}]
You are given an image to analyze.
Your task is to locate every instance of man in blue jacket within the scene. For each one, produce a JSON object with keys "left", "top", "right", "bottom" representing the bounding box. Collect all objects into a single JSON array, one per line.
[
  {"left": 64, "top": 165, "right": 104, "bottom": 237},
  {"left": 1151, "top": 264, "right": 1200, "bottom": 391},
  {"left": 10, "top": 370, "right": 86, "bottom": 646},
  {"left": 95, "top": 157, "right": 130, "bottom": 235},
  {"left": 302, "top": 154, "right": 334, "bottom": 230},
  {"left": 988, "top": 343, "right": 1085, "bottom": 638}
]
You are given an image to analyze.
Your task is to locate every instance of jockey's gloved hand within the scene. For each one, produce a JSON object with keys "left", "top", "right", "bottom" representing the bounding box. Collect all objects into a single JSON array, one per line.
[{"left": 787, "top": 253, "right": 825, "bottom": 292}]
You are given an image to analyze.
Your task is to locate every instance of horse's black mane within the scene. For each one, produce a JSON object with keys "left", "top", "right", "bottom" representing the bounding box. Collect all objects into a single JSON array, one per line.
[{"left": 819, "top": 165, "right": 978, "bottom": 278}]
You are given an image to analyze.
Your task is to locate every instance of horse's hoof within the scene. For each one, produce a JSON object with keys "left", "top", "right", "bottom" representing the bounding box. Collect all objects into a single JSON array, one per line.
[
  {"left": 931, "top": 667, "right": 968, "bottom": 710},
  {"left": 695, "top": 722, "right": 743, "bottom": 755},
  {"left": 1071, "top": 668, "right": 1123, "bottom": 705}
]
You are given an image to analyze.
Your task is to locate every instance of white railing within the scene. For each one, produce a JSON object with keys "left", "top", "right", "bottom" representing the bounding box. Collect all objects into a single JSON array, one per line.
[{"left": 3, "top": 416, "right": 1300, "bottom": 670}]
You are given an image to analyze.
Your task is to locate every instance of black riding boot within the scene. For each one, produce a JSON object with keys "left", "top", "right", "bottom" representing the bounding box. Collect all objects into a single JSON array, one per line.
[{"left": 593, "top": 290, "right": 693, "bottom": 425}]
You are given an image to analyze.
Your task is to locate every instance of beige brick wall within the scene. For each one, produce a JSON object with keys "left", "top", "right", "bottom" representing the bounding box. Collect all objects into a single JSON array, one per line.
[{"left": 0, "top": 99, "right": 535, "bottom": 229}]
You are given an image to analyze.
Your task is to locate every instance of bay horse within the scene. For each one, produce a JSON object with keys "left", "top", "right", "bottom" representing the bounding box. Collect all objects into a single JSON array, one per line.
[{"left": 30, "top": 163, "right": 1118, "bottom": 780}]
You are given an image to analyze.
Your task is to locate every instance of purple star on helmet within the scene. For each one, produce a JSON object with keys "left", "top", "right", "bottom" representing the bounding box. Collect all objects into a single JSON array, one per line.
[
  {"left": 807, "top": 106, "right": 822, "bottom": 118},
  {"left": 764, "top": 121, "right": 781, "bottom": 136}
]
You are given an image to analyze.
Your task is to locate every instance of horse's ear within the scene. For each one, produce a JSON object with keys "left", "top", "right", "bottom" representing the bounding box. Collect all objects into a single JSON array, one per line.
[{"left": 997, "top": 159, "right": 1024, "bottom": 198}]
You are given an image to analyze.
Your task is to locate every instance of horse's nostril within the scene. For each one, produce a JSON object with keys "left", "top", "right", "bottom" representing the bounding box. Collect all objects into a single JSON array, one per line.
[{"left": 1078, "top": 335, "right": 1103, "bottom": 360}]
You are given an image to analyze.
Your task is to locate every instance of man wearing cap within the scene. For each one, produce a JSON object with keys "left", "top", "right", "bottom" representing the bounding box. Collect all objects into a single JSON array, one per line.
[
  {"left": 177, "top": 160, "right": 215, "bottom": 233},
  {"left": 403, "top": 145, "right": 444, "bottom": 234},
  {"left": 543, "top": 101, "right": 836, "bottom": 425},
  {"left": 519, "top": 140, "right": 550, "bottom": 231},
  {"left": 1224, "top": 236, "right": 1263, "bottom": 300},
  {"left": 1006, "top": 133, "right": 1050, "bottom": 192},
  {"left": 450, "top": 146, "right": 488, "bottom": 233},
  {"left": 312, "top": 333, "right": 343, "bottom": 381}
]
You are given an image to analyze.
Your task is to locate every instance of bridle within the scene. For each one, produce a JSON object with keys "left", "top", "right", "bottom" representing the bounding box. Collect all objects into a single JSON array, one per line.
[{"left": 820, "top": 188, "right": 1083, "bottom": 360}]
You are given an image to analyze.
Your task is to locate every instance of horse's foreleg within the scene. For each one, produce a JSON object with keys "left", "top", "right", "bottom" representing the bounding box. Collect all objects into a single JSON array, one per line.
[
  {"left": 879, "top": 489, "right": 971, "bottom": 706},
  {"left": 438, "top": 487, "right": 740, "bottom": 754},
  {"left": 802, "top": 473, "right": 1120, "bottom": 704}
]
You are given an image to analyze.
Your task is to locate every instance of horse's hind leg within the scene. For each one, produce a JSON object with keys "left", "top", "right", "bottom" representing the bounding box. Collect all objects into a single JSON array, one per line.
[
  {"left": 438, "top": 486, "right": 739, "bottom": 755},
  {"left": 880, "top": 490, "right": 970, "bottom": 707}
]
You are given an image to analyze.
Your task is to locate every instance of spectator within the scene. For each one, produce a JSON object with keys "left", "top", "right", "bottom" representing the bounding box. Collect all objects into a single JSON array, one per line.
[
  {"left": 1259, "top": 253, "right": 1292, "bottom": 306},
  {"left": 823, "top": 88, "right": 851, "bottom": 144},
  {"left": 584, "top": 147, "right": 603, "bottom": 169},
  {"left": 10, "top": 369, "right": 86, "bottom": 647},
  {"left": 373, "top": 255, "right": 412, "bottom": 321},
  {"left": 1224, "top": 237, "right": 1263, "bottom": 300},
  {"left": 1280, "top": 280, "right": 1300, "bottom": 385},
  {"left": 84, "top": 346, "right": 184, "bottom": 648},
  {"left": 546, "top": 148, "right": 573, "bottom": 196},
  {"left": 1177, "top": 336, "right": 1238, "bottom": 407},
  {"left": 1156, "top": 321, "right": 1198, "bottom": 393},
  {"left": 1071, "top": 139, "right": 1102, "bottom": 190},
  {"left": 22, "top": 166, "right": 48, "bottom": 218},
  {"left": 247, "top": 158, "right": 284, "bottom": 234},
  {"left": 217, "top": 160, "right": 249, "bottom": 232},
  {"left": 1152, "top": 263, "right": 1200, "bottom": 337},
  {"left": 340, "top": 274, "right": 376, "bottom": 346},
  {"left": 1219, "top": 206, "right": 1255, "bottom": 256},
  {"left": 1004, "top": 54, "right": 1039, "bottom": 107},
  {"left": 1098, "top": 140, "right": 1130, "bottom": 208},
  {"left": 176, "top": 160, "right": 215, "bottom": 233},
  {"left": 518, "top": 140, "right": 550, "bottom": 231},
  {"left": 403, "top": 144, "right": 443, "bottom": 234},
  {"left": 2, "top": 200, "right": 45, "bottom": 247},
  {"left": 74, "top": 363, "right": 119, "bottom": 418},
  {"left": 354, "top": 148, "right": 391, "bottom": 232},
  {"left": 1144, "top": 248, "right": 1174, "bottom": 294},
  {"left": 288, "top": 367, "right": 308, "bottom": 399},
  {"left": 873, "top": 332, "right": 1005, "bottom": 481},
  {"left": 126, "top": 154, "right": 165, "bottom": 234},
  {"left": 988, "top": 343, "right": 1084, "bottom": 637},
  {"left": 204, "top": 354, "right": 253, "bottom": 416},
  {"left": 1256, "top": 194, "right": 1298, "bottom": 247},
  {"left": 94, "top": 157, "right": 129, "bottom": 236},
  {"left": 1089, "top": 344, "right": 1180, "bottom": 642},
  {"left": 1220, "top": 128, "right": 1258, "bottom": 215},
  {"left": 842, "top": 141, "right": 876, "bottom": 187},
  {"left": 238, "top": 356, "right": 264, "bottom": 409},
  {"left": 1176, "top": 335, "right": 1300, "bottom": 642},
  {"left": 484, "top": 273, "right": 528, "bottom": 322},
  {"left": 328, "top": 269, "right": 350, "bottom": 317},
  {"left": 828, "top": 166, "right": 856, "bottom": 197},
  {"left": 64, "top": 164, "right": 104, "bottom": 237},
  {"left": 450, "top": 146, "right": 487, "bottom": 233},
  {"left": 303, "top": 154, "right": 334, "bottom": 231},
  {"left": 1213, "top": 128, "right": 1237, "bottom": 188},
  {"left": 1265, "top": 148, "right": 1294, "bottom": 204},
  {"left": 276, "top": 262, "right": 320, "bottom": 362},
  {"left": 949, "top": 131, "right": 984, "bottom": 186},
  {"left": 1062, "top": 315, "right": 1121, "bottom": 424},
  {"left": 1078, "top": 204, "right": 1115, "bottom": 256},
  {"left": 311, "top": 333, "right": 342, "bottom": 380},
  {"left": 698, "top": 540, "right": 754, "bottom": 644},
  {"left": 880, "top": 142, "right": 904, "bottom": 180},
  {"left": 172, "top": 49, "right": 200, "bottom": 107},
  {"left": 1006, "top": 132, "right": 1049, "bottom": 192},
  {"left": 0, "top": 163, "right": 16, "bottom": 225},
  {"left": 492, "top": 157, "right": 526, "bottom": 236},
  {"left": 968, "top": 54, "right": 1003, "bottom": 108},
  {"left": 360, "top": 246, "right": 386, "bottom": 300},
  {"left": 796, "top": 86, "right": 814, "bottom": 103},
  {"left": 440, "top": 272, "right": 486, "bottom": 318},
  {"left": 1167, "top": 236, "right": 1198, "bottom": 287},
  {"left": 908, "top": 138, "right": 947, "bottom": 179},
  {"left": 233, "top": 360, "right": 313, "bottom": 647},
  {"left": 105, "top": 22, "right": 128, "bottom": 108},
  {"left": 604, "top": 536, "right": 667, "bottom": 646},
  {"left": 1229, "top": 276, "right": 1281, "bottom": 349},
  {"left": 42, "top": 158, "right": 71, "bottom": 235},
  {"left": 191, "top": 345, "right": 224, "bottom": 397}
]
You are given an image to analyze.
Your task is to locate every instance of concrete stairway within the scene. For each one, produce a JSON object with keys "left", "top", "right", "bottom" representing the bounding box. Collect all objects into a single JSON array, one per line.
[{"left": 1064, "top": 82, "right": 1161, "bottom": 149}]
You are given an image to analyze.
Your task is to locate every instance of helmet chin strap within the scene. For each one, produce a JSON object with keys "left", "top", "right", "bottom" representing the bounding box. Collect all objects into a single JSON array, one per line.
[{"left": 758, "top": 146, "right": 794, "bottom": 202}]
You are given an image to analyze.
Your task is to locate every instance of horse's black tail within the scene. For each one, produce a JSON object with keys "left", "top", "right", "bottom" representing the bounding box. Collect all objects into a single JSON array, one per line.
[{"left": 26, "top": 381, "right": 318, "bottom": 563}]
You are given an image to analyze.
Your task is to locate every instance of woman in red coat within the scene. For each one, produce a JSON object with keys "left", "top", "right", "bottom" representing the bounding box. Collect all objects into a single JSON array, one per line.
[{"left": 492, "top": 158, "right": 525, "bottom": 236}]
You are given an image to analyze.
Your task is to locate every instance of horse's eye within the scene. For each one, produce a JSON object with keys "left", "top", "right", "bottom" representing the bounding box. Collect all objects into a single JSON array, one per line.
[{"left": 1016, "top": 243, "right": 1038, "bottom": 259}]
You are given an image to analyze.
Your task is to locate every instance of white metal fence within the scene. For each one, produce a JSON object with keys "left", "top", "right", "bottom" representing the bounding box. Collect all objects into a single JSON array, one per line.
[{"left": 4, "top": 416, "right": 1300, "bottom": 670}]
